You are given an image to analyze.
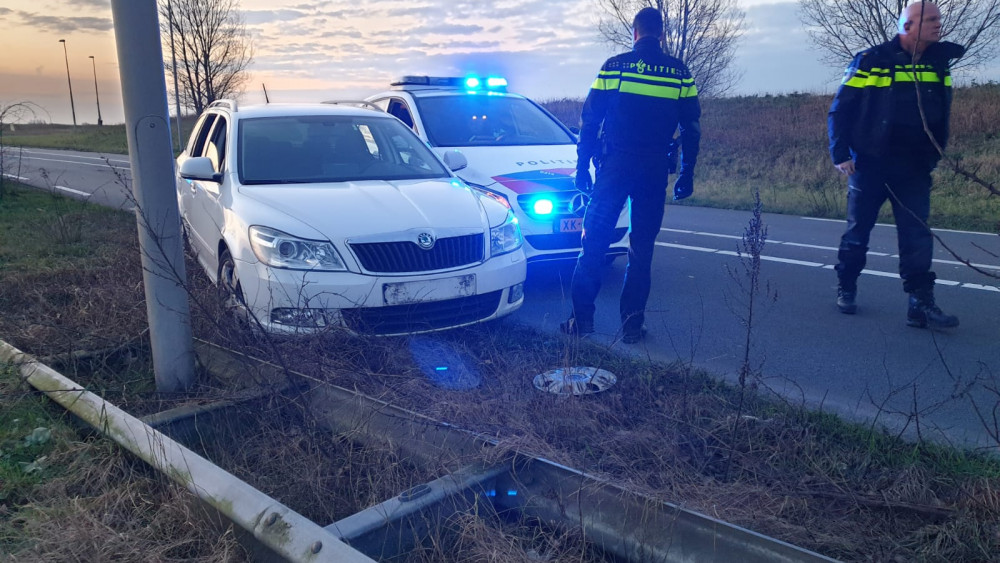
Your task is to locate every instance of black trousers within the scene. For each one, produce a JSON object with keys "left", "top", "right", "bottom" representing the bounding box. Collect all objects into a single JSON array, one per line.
[
  {"left": 571, "top": 151, "right": 670, "bottom": 332},
  {"left": 836, "top": 155, "right": 936, "bottom": 293}
]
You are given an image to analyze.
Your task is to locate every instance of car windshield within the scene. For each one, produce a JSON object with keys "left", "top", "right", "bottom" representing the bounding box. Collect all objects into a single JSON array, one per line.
[
  {"left": 238, "top": 114, "right": 450, "bottom": 185},
  {"left": 414, "top": 94, "right": 575, "bottom": 148}
]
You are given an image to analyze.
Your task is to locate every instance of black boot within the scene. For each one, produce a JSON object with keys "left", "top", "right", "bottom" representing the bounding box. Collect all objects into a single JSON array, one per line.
[
  {"left": 907, "top": 288, "right": 959, "bottom": 329},
  {"left": 837, "top": 287, "right": 857, "bottom": 314}
]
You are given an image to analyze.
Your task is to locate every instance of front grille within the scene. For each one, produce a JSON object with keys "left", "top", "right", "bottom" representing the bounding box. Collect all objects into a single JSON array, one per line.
[
  {"left": 525, "top": 227, "right": 628, "bottom": 250},
  {"left": 342, "top": 291, "right": 502, "bottom": 335},
  {"left": 350, "top": 234, "right": 484, "bottom": 273}
]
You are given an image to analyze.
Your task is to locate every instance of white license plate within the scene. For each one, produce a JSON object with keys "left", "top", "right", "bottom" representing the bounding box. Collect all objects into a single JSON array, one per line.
[
  {"left": 558, "top": 218, "right": 583, "bottom": 233},
  {"left": 383, "top": 274, "right": 476, "bottom": 306}
]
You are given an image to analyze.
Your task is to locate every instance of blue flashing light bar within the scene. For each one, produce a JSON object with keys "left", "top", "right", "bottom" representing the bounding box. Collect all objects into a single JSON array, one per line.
[{"left": 392, "top": 75, "right": 508, "bottom": 92}]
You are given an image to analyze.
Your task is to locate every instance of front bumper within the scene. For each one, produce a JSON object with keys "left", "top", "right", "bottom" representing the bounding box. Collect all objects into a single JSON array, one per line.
[{"left": 236, "top": 250, "right": 526, "bottom": 335}]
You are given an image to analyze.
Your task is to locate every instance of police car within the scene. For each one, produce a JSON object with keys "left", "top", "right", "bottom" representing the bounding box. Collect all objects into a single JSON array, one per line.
[{"left": 366, "top": 76, "right": 629, "bottom": 263}]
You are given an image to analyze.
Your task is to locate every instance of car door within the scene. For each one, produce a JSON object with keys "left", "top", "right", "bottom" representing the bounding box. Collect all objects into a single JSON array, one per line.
[
  {"left": 185, "top": 113, "right": 229, "bottom": 275},
  {"left": 177, "top": 113, "right": 216, "bottom": 254}
]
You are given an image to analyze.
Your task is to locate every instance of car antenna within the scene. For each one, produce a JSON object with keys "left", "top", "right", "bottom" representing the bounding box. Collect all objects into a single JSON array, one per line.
[{"left": 262, "top": 83, "right": 270, "bottom": 103}]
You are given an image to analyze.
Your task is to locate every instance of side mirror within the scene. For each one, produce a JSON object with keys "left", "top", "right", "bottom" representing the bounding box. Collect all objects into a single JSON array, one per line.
[
  {"left": 442, "top": 150, "right": 468, "bottom": 172},
  {"left": 179, "top": 157, "right": 222, "bottom": 183}
]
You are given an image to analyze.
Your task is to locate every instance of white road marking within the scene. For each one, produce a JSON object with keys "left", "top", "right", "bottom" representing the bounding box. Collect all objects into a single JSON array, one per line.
[
  {"left": 55, "top": 185, "right": 90, "bottom": 197},
  {"left": 802, "top": 216, "right": 995, "bottom": 236},
  {"left": 21, "top": 149, "right": 130, "bottom": 166},
  {"left": 2, "top": 173, "right": 29, "bottom": 181},
  {"left": 654, "top": 241, "right": 999, "bottom": 293},
  {"left": 18, "top": 156, "right": 130, "bottom": 171}
]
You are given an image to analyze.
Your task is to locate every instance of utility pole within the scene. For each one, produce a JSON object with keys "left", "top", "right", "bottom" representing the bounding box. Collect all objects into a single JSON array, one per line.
[
  {"left": 109, "top": 0, "right": 195, "bottom": 392},
  {"left": 88, "top": 56, "right": 103, "bottom": 126},
  {"left": 167, "top": 0, "right": 184, "bottom": 151},
  {"left": 58, "top": 39, "right": 77, "bottom": 127}
]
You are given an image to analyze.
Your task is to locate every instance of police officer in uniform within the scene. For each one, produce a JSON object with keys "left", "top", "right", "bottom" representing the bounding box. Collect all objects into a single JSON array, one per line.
[
  {"left": 829, "top": 1, "right": 963, "bottom": 328},
  {"left": 562, "top": 7, "right": 701, "bottom": 343}
]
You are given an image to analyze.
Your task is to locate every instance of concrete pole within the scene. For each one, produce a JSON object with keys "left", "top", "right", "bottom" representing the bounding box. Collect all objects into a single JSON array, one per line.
[{"left": 109, "top": 0, "right": 195, "bottom": 392}]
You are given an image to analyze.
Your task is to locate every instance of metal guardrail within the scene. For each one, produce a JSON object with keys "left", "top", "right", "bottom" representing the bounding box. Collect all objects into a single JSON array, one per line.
[
  {"left": 3, "top": 337, "right": 840, "bottom": 562},
  {"left": 202, "top": 340, "right": 838, "bottom": 562},
  {"left": 0, "top": 340, "right": 374, "bottom": 563}
]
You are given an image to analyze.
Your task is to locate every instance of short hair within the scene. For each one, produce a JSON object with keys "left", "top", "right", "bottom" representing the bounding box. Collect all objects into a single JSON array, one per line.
[
  {"left": 633, "top": 7, "right": 663, "bottom": 38},
  {"left": 899, "top": 1, "right": 933, "bottom": 33}
]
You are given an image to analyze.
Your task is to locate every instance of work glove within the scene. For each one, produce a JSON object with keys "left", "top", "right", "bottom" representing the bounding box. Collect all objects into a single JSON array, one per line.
[
  {"left": 672, "top": 171, "right": 694, "bottom": 201},
  {"left": 575, "top": 164, "right": 593, "bottom": 194}
]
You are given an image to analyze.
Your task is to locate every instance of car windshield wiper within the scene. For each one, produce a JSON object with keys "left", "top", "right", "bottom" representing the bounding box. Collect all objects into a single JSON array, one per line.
[{"left": 242, "top": 178, "right": 315, "bottom": 185}]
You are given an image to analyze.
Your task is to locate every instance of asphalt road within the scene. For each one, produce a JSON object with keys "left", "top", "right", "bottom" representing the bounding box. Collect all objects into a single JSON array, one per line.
[
  {"left": 2, "top": 147, "right": 134, "bottom": 210},
  {"left": 8, "top": 148, "right": 1000, "bottom": 450},
  {"left": 523, "top": 206, "right": 1000, "bottom": 450}
]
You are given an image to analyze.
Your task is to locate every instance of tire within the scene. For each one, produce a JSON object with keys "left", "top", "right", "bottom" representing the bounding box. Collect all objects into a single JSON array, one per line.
[{"left": 217, "top": 248, "right": 258, "bottom": 339}]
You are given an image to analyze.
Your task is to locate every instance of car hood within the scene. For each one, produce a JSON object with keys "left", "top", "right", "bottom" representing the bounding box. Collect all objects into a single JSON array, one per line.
[
  {"left": 237, "top": 178, "right": 489, "bottom": 242},
  {"left": 434, "top": 145, "right": 579, "bottom": 195}
]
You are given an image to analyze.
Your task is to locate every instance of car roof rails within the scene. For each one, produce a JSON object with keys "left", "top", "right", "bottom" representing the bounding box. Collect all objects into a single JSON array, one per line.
[
  {"left": 207, "top": 99, "right": 238, "bottom": 112},
  {"left": 321, "top": 100, "right": 384, "bottom": 112}
]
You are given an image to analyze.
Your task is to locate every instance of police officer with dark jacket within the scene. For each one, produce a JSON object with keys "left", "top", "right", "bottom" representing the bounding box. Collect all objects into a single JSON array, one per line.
[
  {"left": 562, "top": 7, "right": 700, "bottom": 343},
  {"left": 829, "top": 1, "right": 963, "bottom": 329}
]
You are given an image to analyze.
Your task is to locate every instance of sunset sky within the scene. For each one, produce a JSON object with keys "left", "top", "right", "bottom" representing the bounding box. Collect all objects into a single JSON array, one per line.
[{"left": 1, "top": 0, "right": 998, "bottom": 125}]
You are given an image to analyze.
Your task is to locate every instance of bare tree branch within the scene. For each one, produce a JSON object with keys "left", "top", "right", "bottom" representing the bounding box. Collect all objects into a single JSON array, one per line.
[
  {"left": 799, "top": 0, "right": 1000, "bottom": 71},
  {"left": 159, "top": 0, "right": 254, "bottom": 115}
]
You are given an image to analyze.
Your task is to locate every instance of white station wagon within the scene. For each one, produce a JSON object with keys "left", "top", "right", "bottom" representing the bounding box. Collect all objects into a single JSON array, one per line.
[{"left": 175, "top": 100, "right": 526, "bottom": 335}]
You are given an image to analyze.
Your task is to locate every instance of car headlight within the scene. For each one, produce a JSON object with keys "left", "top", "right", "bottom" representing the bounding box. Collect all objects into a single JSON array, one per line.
[
  {"left": 248, "top": 226, "right": 347, "bottom": 271},
  {"left": 490, "top": 211, "right": 523, "bottom": 257},
  {"left": 466, "top": 181, "right": 511, "bottom": 209}
]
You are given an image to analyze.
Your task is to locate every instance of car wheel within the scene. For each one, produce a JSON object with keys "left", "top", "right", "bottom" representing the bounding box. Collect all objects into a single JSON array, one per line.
[
  {"left": 180, "top": 222, "right": 194, "bottom": 255},
  {"left": 217, "top": 248, "right": 257, "bottom": 336}
]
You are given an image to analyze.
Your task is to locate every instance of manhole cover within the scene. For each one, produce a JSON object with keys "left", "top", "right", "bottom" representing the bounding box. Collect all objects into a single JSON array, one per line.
[{"left": 533, "top": 367, "right": 616, "bottom": 396}]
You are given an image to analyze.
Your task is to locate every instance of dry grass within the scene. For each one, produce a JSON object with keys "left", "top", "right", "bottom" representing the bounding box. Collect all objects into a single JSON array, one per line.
[
  {"left": 2, "top": 439, "right": 247, "bottom": 562},
  {"left": 2, "top": 167, "right": 1000, "bottom": 561},
  {"left": 542, "top": 84, "right": 1000, "bottom": 232}
]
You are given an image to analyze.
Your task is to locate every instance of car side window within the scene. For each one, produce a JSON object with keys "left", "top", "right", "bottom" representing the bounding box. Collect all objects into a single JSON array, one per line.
[
  {"left": 188, "top": 113, "right": 217, "bottom": 157},
  {"left": 205, "top": 117, "right": 229, "bottom": 173},
  {"left": 387, "top": 98, "right": 417, "bottom": 132}
]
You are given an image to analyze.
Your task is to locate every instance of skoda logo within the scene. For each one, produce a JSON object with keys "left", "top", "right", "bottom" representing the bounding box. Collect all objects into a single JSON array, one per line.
[
  {"left": 416, "top": 232, "right": 436, "bottom": 250},
  {"left": 569, "top": 193, "right": 590, "bottom": 215}
]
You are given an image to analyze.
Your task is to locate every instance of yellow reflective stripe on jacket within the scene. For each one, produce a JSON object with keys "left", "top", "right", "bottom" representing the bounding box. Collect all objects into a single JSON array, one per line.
[
  {"left": 619, "top": 80, "right": 681, "bottom": 99},
  {"left": 592, "top": 77, "right": 620, "bottom": 90},
  {"left": 844, "top": 63, "right": 951, "bottom": 89},
  {"left": 592, "top": 70, "right": 621, "bottom": 90},
  {"left": 894, "top": 71, "right": 943, "bottom": 83},
  {"left": 680, "top": 80, "right": 698, "bottom": 98},
  {"left": 621, "top": 71, "right": 682, "bottom": 85}
]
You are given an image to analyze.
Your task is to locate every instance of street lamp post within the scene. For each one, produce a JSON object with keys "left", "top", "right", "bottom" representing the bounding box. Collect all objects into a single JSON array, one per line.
[
  {"left": 58, "top": 39, "right": 77, "bottom": 127},
  {"left": 89, "top": 56, "right": 103, "bottom": 126}
]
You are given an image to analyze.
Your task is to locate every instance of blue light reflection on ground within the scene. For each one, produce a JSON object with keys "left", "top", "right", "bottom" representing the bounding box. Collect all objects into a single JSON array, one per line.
[{"left": 408, "top": 335, "right": 482, "bottom": 390}]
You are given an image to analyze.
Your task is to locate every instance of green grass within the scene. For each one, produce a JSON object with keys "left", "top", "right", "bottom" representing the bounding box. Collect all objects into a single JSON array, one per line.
[
  {"left": 0, "top": 363, "right": 76, "bottom": 512},
  {"left": 1, "top": 116, "right": 199, "bottom": 155},
  {"left": 2, "top": 123, "right": 130, "bottom": 154},
  {"left": 0, "top": 185, "right": 136, "bottom": 274}
]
